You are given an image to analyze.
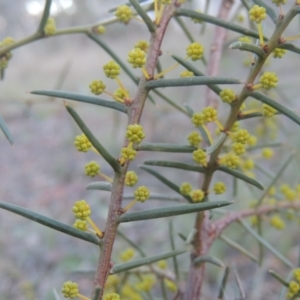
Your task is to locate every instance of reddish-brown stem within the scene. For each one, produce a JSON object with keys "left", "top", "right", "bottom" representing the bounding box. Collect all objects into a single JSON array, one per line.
[{"left": 92, "top": 3, "right": 178, "bottom": 299}]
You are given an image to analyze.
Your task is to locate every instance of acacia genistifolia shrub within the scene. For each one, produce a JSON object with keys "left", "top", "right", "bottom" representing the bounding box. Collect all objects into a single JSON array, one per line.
[{"left": 2, "top": 0, "right": 300, "bottom": 299}]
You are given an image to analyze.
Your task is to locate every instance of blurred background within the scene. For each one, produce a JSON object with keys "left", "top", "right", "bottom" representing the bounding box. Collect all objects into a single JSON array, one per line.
[{"left": 1, "top": 0, "right": 300, "bottom": 299}]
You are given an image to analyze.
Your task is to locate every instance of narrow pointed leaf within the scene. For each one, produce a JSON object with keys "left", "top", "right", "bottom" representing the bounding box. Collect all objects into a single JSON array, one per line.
[
  {"left": 176, "top": 8, "right": 266, "bottom": 40},
  {"left": 37, "top": 0, "right": 52, "bottom": 33},
  {"left": 86, "top": 181, "right": 112, "bottom": 191},
  {"left": 117, "top": 230, "right": 146, "bottom": 257},
  {"left": 129, "top": 0, "right": 156, "bottom": 32},
  {"left": 66, "top": 105, "right": 121, "bottom": 173},
  {"left": 234, "top": 269, "right": 246, "bottom": 300},
  {"left": 229, "top": 41, "right": 265, "bottom": 58},
  {"left": 169, "top": 220, "right": 179, "bottom": 279},
  {"left": 253, "top": 0, "right": 277, "bottom": 23},
  {"left": 219, "top": 234, "right": 258, "bottom": 263},
  {"left": 218, "top": 166, "right": 264, "bottom": 190},
  {"left": 144, "top": 160, "right": 206, "bottom": 173},
  {"left": 137, "top": 142, "right": 196, "bottom": 153},
  {"left": 193, "top": 255, "right": 225, "bottom": 268},
  {"left": 218, "top": 266, "right": 230, "bottom": 299},
  {"left": 238, "top": 219, "right": 293, "bottom": 268},
  {"left": 279, "top": 42, "right": 300, "bottom": 55},
  {"left": 118, "top": 201, "right": 233, "bottom": 223},
  {"left": 146, "top": 76, "right": 241, "bottom": 89},
  {"left": 237, "top": 111, "right": 278, "bottom": 120},
  {"left": 123, "top": 194, "right": 182, "bottom": 201},
  {"left": 250, "top": 91, "right": 300, "bottom": 126},
  {"left": 269, "top": 270, "right": 290, "bottom": 287},
  {"left": 256, "top": 153, "right": 294, "bottom": 206},
  {"left": 31, "top": 90, "right": 127, "bottom": 113},
  {"left": 247, "top": 142, "right": 282, "bottom": 151},
  {"left": 206, "top": 132, "right": 227, "bottom": 155},
  {"left": 112, "top": 249, "right": 186, "bottom": 274},
  {"left": 0, "top": 201, "right": 100, "bottom": 245},
  {"left": 172, "top": 55, "right": 222, "bottom": 95},
  {"left": 140, "top": 165, "right": 192, "bottom": 202},
  {"left": 0, "top": 113, "right": 13, "bottom": 144}
]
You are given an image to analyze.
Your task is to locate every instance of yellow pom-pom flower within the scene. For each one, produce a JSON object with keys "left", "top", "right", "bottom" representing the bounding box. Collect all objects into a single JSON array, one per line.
[
  {"left": 85, "top": 161, "right": 100, "bottom": 177},
  {"left": 114, "top": 5, "right": 133, "bottom": 24},
  {"left": 262, "top": 148, "right": 273, "bottom": 159},
  {"left": 232, "top": 142, "right": 246, "bottom": 155},
  {"left": 272, "top": 0, "right": 287, "bottom": 6},
  {"left": 270, "top": 214, "right": 285, "bottom": 230},
  {"left": 186, "top": 42, "right": 204, "bottom": 61},
  {"left": 221, "top": 153, "right": 240, "bottom": 169},
  {"left": 134, "top": 40, "right": 149, "bottom": 52},
  {"left": 73, "top": 219, "right": 88, "bottom": 231},
  {"left": 219, "top": 89, "right": 236, "bottom": 104},
  {"left": 262, "top": 104, "right": 277, "bottom": 117},
  {"left": 192, "top": 148, "right": 207, "bottom": 166},
  {"left": 74, "top": 134, "right": 92, "bottom": 152},
  {"left": 191, "top": 112, "right": 205, "bottom": 126},
  {"left": 247, "top": 135, "right": 257, "bottom": 146},
  {"left": 180, "top": 182, "right": 192, "bottom": 195},
  {"left": 61, "top": 281, "right": 79, "bottom": 298},
  {"left": 104, "top": 293, "right": 121, "bottom": 300},
  {"left": 249, "top": 5, "right": 267, "bottom": 23},
  {"left": 127, "top": 48, "right": 146, "bottom": 68},
  {"left": 234, "top": 129, "right": 250, "bottom": 144},
  {"left": 187, "top": 131, "right": 202, "bottom": 147},
  {"left": 164, "top": 278, "right": 178, "bottom": 292},
  {"left": 273, "top": 48, "right": 286, "bottom": 58},
  {"left": 180, "top": 70, "right": 194, "bottom": 77},
  {"left": 294, "top": 268, "right": 300, "bottom": 282},
  {"left": 287, "top": 280, "right": 299, "bottom": 299},
  {"left": 157, "top": 260, "right": 168, "bottom": 269},
  {"left": 135, "top": 275, "right": 156, "bottom": 292},
  {"left": 190, "top": 189, "right": 205, "bottom": 202},
  {"left": 121, "top": 146, "right": 137, "bottom": 161},
  {"left": 44, "top": 18, "right": 56, "bottom": 35},
  {"left": 89, "top": 80, "right": 106, "bottom": 95},
  {"left": 94, "top": 25, "right": 106, "bottom": 34},
  {"left": 259, "top": 72, "right": 278, "bottom": 90},
  {"left": 125, "top": 171, "right": 138, "bottom": 186},
  {"left": 213, "top": 182, "right": 226, "bottom": 194},
  {"left": 126, "top": 124, "right": 145, "bottom": 143},
  {"left": 103, "top": 61, "right": 121, "bottom": 79},
  {"left": 134, "top": 186, "right": 150, "bottom": 202},
  {"left": 120, "top": 248, "right": 135, "bottom": 262},
  {"left": 113, "top": 88, "right": 129, "bottom": 102},
  {"left": 202, "top": 106, "right": 217, "bottom": 123},
  {"left": 243, "top": 159, "right": 255, "bottom": 170},
  {"left": 72, "top": 200, "right": 91, "bottom": 220}
]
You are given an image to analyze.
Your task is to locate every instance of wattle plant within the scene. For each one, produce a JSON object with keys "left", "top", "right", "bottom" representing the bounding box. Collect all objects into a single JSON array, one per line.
[{"left": 2, "top": 0, "right": 300, "bottom": 299}]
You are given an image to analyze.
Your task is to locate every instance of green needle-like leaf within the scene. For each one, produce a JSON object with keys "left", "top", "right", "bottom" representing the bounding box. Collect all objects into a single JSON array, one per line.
[
  {"left": 279, "top": 42, "right": 300, "bottom": 55},
  {"left": 0, "top": 201, "right": 100, "bottom": 245},
  {"left": 112, "top": 249, "right": 186, "bottom": 274},
  {"left": 31, "top": 90, "right": 127, "bottom": 113},
  {"left": 269, "top": 270, "right": 290, "bottom": 287},
  {"left": 140, "top": 165, "right": 192, "bottom": 203},
  {"left": 146, "top": 76, "right": 241, "bottom": 89},
  {"left": 0, "top": 113, "right": 13, "bottom": 144},
  {"left": 86, "top": 182, "right": 112, "bottom": 191},
  {"left": 123, "top": 194, "right": 182, "bottom": 202},
  {"left": 137, "top": 142, "right": 196, "bottom": 153},
  {"left": 238, "top": 219, "right": 294, "bottom": 268},
  {"left": 250, "top": 91, "right": 300, "bottom": 127},
  {"left": 172, "top": 55, "right": 222, "bottom": 95},
  {"left": 219, "top": 234, "right": 258, "bottom": 263},
  {"left": 37, "top": 0, "right": 52, "bottom": 34},
  {"left": 129, "top": 0, "right": 156, "bottom": 32},
  {"left": 176, "top": 8, "right": 266, "bottom": 40},
  {"left": 92, "top": 287, "right": 102, "bottom": 300},
  {"left": 229, "top": 41, "right": 265, "bottom": 58},
  {"left": 118, "top": 201, "right": 233, "bottom": 223},
  {"left": 174, "top": 17, "right": 194, "bottom": 43},
  {"left": 218, "top": 166, "right": 264, "bottom": 190},
  {"left": 193, "top": 255, "right": 225, "bottom": 268},
  {"left": 218, "top": 266, "right": 230, "bottom": 299},
  {"left": 169, "top": 220, "right": 179, "bottom": 280},
  {"left": 144, "top": 160, "right": 206, "bottom": 173},
  {"left": 66, "top": 105, "right": 121, "bottom": 173}
]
